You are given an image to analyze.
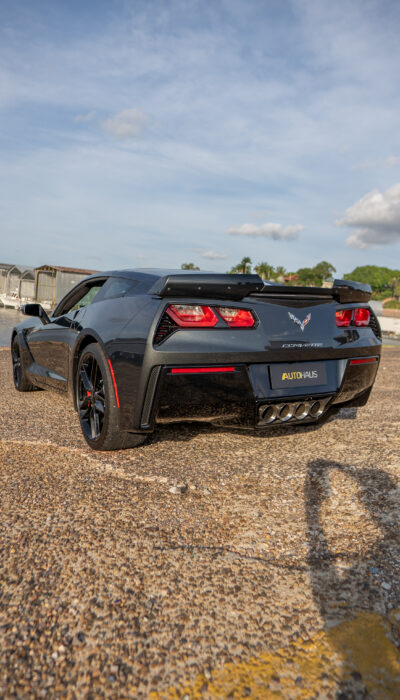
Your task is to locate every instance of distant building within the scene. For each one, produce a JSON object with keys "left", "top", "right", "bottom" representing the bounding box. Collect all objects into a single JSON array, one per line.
[
  {"left": 0, "top": 264, "right": 35, "bottom": 308},
  {"left": 19, "top": 269, "right": 35, "bottom": 301},
  {"left": 8, "top": 265, "right": 34, "bottom": 296},
  {"left": 35, "top": 265, "right": 99, "bottom": 309},
  {"left": 284, "top": 273, "right": 298, "bottom": 284},
  {"left": 0, "top": 263, "right": 13, "bottom": 296}
]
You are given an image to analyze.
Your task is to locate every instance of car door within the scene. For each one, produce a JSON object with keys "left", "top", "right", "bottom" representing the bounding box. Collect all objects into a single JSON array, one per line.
[{"left": 26, "top": 280, "right": 106, "bottom": 390}]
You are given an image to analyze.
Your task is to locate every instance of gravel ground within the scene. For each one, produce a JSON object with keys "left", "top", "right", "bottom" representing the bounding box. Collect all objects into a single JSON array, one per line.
[{"left": 0, "top": 347, "right": 399, "bottom": 698}]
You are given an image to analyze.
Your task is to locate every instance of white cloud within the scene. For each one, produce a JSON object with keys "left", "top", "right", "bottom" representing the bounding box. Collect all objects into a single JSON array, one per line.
[
  {"left": 74, "top": 111, "right": 96, "bottom": 123},
  {"left": 336, "top": 184, "right": 400, "bottom": 248},
  {"left": 102, "top": 108, "right": 147, "bottom": 139},
  {"left": 2, "top": 1, "right": 400, "bottom": 272},
  {"left": 200, "top": 250, "right": 228, "bottom": 260},
  {"left": 385, "top": 155, "right": 400, "bottom": 167},
  {"left": 354, "top": 158, "right": 378, "bottom": 171},
  {"left": 354, "top": 155, "right": 400, "bottom": 170},
  {"left": 228, "top": 222, "right": 304, "bottom": 241}
]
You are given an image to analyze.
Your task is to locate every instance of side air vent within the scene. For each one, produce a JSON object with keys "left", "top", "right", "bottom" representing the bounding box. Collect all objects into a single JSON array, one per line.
[
  {"left": 369, "top": 311, "right": 381, "bottom": 339},
  {"left": 154, "top": 312, "right": 177, "bottom": 345},
  {"left": 141, "top": 366, "right": 161, "bottom": 427}
]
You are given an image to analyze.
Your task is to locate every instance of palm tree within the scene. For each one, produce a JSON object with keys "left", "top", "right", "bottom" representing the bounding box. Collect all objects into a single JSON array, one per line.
[
  {"left": 240, "top": 257, "right": 252, "bottom": 274},
  {"left": 254, "top": 262, "right": 274, "bottom": 280},
  {"left": 274, "top": 265, "right": 287, "bottom": 282}
]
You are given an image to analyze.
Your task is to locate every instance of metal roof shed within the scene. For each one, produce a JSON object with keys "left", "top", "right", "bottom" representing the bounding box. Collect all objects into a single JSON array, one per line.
[
  {"left": 7, "top": 265, "right": 34, "bottom": 296},
  {"left": 35, "top": 265, "right": 99, "bottom": 309},
  {"left": 0, "top": 263, "right": 13, "bottom": 294},
  {"left": 19, "top": 269, "right": 35, "bottom": 301}
]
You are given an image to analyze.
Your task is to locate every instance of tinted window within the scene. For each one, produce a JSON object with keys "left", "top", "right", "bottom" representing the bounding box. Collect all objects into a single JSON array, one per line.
[
  {"left": 69, "top": 284, "right": 104, "bottom": 311},
  {"left": 98, "top": 277, "right": 138, "bottom": 300},
  {"left": 56, "top": 280, "right": 106, "bottom": 315}
]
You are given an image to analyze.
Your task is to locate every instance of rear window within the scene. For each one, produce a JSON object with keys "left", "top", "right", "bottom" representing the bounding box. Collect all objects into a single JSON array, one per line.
[{"left": 97, "top": 277, "right": 138, "bottom": 301}]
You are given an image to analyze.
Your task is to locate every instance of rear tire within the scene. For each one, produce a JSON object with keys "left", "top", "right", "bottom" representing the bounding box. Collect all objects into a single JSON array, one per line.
[
  {"left": 76, "top": 343, "right": 147, "bottom": 451},
  {"left": 12, "top": 336, "right": 37, "bottom": 392}
]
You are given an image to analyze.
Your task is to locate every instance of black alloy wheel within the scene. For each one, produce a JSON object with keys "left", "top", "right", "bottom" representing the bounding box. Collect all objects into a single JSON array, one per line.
[
  {"left": 11, "top": 336, "right": 36, "bottom": 392},
  {"left": 12, "top": 339, "right": 22, "bottom": 387},
  {"left": 76, "top": 343, "right": 147, "bottom": 451},
  {"left": 77, "top": 353, "right": 105, "bottom": 441}
]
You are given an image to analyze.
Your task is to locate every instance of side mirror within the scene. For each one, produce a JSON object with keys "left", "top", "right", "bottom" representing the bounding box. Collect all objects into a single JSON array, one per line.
[{"left": 21, "top": 303, "right": 51, "bottom": 325}]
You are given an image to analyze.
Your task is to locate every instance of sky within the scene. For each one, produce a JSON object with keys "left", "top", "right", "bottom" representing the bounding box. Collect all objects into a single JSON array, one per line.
[{"left": 1, "top": 0, "right": 400, "bottom": 277}]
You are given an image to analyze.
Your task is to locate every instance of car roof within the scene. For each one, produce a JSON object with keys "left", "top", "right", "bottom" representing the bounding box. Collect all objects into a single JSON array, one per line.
[{"left": 87, "top": 268, "right": 213, "bottom": 281}]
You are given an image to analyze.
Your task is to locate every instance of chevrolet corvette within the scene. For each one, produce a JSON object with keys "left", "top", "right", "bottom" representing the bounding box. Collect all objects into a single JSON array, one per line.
[{"left": 11, "top": 269, "right": 381, "bottom": 450}]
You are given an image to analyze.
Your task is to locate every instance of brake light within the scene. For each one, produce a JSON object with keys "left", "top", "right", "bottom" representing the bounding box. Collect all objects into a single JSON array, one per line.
[
  {"left": 166, "top": 304, "right": 218, "bottom": 327},
  {"left": 335, "top": 309, "right": 353, "bottom": 327},
  {"left": 217, "top": 307, "right": 255, "bottom": 328},
  {"left": 353, "top": 307, "right": 370, "bottom": 326}
]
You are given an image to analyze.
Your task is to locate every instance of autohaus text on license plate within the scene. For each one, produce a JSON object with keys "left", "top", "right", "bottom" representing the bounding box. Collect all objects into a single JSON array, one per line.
[{"left": 269, "top": 362, "right": 327, "bottom": 389}]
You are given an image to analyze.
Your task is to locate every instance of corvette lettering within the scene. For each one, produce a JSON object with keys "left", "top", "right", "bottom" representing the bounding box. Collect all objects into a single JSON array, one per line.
[
  {"left": 281, "top": 342, "right": 323, "bottom": 348},
  {"left": 281, "top": 370, "right": 319, "bottom": 381}
]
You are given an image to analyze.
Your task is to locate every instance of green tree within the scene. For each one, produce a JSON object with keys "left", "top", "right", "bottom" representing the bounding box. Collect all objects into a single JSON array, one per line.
[
  {"left": 343, "top": 266, "right": 400, "bottom": 294},
  {"left": 274, "top": 265, "right": 287, "bottom": 282},
  {"left": 240, "top": 256, "right": 252, "bottom": 274},
  {"left": 229, "top": 257, "right": 252, "bottom": 274},
  {"left": 254, "top": 262, "right": 274, "bottom": 280},
  {"left": 391, "top": 276, "right": 400, "bottom": 300},
  {"left": 313, "top": 261, "right": 336, "bottom": 284},
  {"left": 296, "top": 267, "right": 319, "bottom": 286},
  {"left": 296, "top": 261, "right": 336, "bottom": 287},
  {"left": 181, "top": 262, "right": 200, "bottom": 270}
]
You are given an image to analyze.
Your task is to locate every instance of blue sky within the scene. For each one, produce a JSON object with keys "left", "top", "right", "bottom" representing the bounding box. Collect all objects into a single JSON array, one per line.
[{"left": 1, "top": 0, "right": 400, "bottom": 276}]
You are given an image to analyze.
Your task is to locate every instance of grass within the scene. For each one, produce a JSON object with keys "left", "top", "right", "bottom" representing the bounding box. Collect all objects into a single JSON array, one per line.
[{"left": 383, "top": 300, "right": 400, "bottom": 309}]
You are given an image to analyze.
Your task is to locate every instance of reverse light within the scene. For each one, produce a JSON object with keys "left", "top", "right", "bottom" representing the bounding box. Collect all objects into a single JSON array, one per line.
[
  {"left": 353, "top": 307, "right": 370, "bottom": 327},
  {"left": 335, "top": 309, "right": 353, "bottom": 327},
  {"left": 217, "top": 307, "right": 255, "bottom": 327},
  {"left": 166, "top": 304, "right": 218, "bottom": 327}
]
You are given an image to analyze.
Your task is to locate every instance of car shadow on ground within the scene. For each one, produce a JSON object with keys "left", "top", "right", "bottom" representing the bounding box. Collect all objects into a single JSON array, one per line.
[
  {"left": 149, "top": 407, "right": 353, "bottom": 445},
  {"left": 305, "top": 459, "right": 400, "bottom": 697}
]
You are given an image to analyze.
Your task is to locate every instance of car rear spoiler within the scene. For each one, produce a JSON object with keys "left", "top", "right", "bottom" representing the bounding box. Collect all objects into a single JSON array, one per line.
[
  {"left": 149, "top": 274, "right": 372, "bottom": 303},
  {"left": 148, "top": 274, "right": 265, "bottom": 300},
  {"left": 251, "top": 279, "right": 372, "bottom": 303}
]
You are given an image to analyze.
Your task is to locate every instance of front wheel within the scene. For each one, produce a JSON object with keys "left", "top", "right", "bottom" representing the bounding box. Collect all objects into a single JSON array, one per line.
[
  {"left": 76, "top": 343, "right": 147, "bottom": 451},
  {"left": 12, "top": 336, "right": 37, "bottom": 392}
]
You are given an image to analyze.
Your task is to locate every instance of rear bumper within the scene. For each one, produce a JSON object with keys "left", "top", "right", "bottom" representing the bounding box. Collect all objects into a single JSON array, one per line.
[{"left": 139, "top": 356, "right": 379, "bottom": 430}]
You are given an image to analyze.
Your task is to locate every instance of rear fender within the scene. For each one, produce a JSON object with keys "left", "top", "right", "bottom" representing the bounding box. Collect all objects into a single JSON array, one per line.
[{"left": 71, "top": 330, "right": 109, "bottom": 406}]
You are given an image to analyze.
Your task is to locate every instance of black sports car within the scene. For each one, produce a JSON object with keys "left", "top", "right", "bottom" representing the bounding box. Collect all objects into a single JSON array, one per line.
[{"left": 11, "top": 269, "right": 381, "bottom": 450}]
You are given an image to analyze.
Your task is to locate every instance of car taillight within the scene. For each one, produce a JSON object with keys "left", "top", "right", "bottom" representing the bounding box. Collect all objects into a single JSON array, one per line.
[
  {"left": 353, "top": 307, "right": 370, "bottom": 326},
  {"left": 335, "top": 307, "right": 371, "bottom": 327},
  {"left": 166, "top": 304, "right": 218, "bottom": 327},
  {"left": 335, "top": 309, "right": 353, "bottom": 327},
  {"left": 216, "top": 307, "right": 255, "bottom": 327}
]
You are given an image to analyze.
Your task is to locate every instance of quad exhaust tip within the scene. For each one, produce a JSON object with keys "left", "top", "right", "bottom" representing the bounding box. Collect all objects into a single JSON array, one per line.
[{"left": 258, "top": 397, "right": 331, "bottom": 425}]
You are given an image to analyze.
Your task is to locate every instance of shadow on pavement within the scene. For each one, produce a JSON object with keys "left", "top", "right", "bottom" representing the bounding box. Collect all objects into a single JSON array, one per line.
[
  {"left": 305, "top": 459, "right": 400, "bottom": 697},
  {"left": 149, "top": 406, "right": 355, "bottom": 446}
]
